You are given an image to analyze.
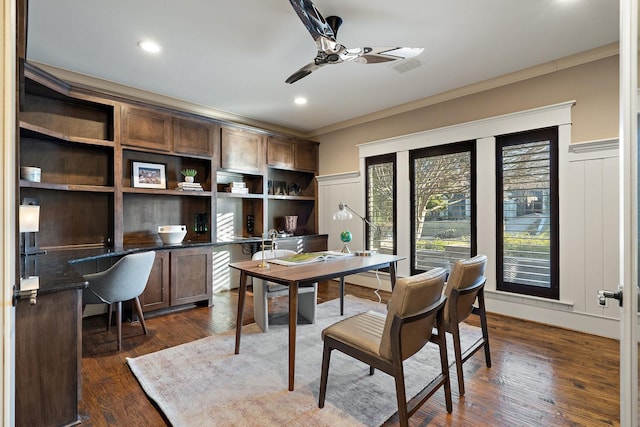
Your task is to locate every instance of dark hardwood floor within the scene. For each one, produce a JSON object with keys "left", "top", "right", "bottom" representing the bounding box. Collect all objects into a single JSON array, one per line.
[{"left": 80, "top": 282, "right": 620, "bottom": 426}]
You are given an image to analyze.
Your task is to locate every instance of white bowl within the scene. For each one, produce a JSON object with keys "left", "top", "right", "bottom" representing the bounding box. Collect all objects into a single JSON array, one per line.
[
  {"left": 20, "top": 166, "right": 41, "bottom": 182},
  {"left": 158, "top": 225, "right": 187, "bottom": 244}
]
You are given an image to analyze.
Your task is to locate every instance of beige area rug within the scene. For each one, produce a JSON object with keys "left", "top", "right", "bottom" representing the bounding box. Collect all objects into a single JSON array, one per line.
[{"left": 127, "top": 295, "right": 483, "bottom": 427}]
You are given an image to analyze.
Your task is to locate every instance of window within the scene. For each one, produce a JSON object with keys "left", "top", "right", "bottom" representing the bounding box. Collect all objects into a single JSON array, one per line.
[
  {"left": 410, "top": 141, "right": 476, "bottom": 274},
  {"left": 496, "top": 127, "right": 559, "bottom": 299},
  {"left": 366, "top": 154, "right": 396, "bottom": 255}
]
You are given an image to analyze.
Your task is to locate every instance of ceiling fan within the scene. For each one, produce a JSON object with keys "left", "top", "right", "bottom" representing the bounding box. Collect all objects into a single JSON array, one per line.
[{"left": 286, "top": 0, "right": 424, "bottom": 84}]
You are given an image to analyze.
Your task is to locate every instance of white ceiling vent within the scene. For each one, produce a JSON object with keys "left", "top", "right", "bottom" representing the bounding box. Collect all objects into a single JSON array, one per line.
[{"left": 391, "top": 58, "right": 422, "bottom": 73}]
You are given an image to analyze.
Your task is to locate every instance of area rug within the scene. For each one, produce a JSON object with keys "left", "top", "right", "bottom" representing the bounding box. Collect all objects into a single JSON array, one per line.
[{"left": 127, "top": 295, "right": 483, "bottom": 427}]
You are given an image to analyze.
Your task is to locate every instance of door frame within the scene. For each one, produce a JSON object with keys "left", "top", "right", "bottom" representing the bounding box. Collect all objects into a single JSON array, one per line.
[
  {"left": 1, "top": 0, "right": 17, "bottom": 424},
  {"left": 619, "top": 0, "right": 638, "bottom": 425}
]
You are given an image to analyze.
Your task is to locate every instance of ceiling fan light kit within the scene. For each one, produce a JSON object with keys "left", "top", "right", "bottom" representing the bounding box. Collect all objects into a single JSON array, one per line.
[{"left": 286, "top": 0, "right": 424, "bottom": 84}]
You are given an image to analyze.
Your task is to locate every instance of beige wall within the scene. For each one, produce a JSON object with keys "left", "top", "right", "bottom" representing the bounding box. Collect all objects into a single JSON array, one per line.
[{"left": 315, "top": 56, "right": 619, "bottom": 175}]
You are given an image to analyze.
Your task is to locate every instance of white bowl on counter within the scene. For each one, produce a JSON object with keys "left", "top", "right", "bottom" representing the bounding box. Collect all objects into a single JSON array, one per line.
[
  {"left": 20, "top": 166, "right": 41, "bottom": 182},
  {"left": 158, "top": 225, "right": 187, "bottom": 245}
]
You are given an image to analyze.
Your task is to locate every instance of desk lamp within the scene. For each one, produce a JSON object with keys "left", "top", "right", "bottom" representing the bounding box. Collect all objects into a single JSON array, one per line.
[{"left": 332, "top": 202, "right": 377, "bottom": 256}]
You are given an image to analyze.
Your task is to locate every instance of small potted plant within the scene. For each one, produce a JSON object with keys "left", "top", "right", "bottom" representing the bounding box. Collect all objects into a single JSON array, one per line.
[{"left": 180, "top": 168, "right": 198, "bottom": 183}]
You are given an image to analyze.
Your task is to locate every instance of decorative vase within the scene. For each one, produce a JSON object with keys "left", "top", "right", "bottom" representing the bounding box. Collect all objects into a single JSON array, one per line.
[
  {"left": 284, "top": 215, "right": 298, "bottom": 235},
  {"left": 185, "top": 176, "right": 194, "bottom": 183}
]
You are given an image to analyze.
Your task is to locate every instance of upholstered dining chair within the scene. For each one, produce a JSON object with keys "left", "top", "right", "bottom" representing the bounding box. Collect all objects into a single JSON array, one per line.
[
  {"left": 442, "top": 254, "right": 491, "bottom": 395},
  {"left": 250, "top": 249, "right": 318, "bottom": 332},
  {"left": 82, "top": 251, "right": 155, "bottom": 351},
  {"left": 318, "top": 268, "right": 452, "bottom": 427}
]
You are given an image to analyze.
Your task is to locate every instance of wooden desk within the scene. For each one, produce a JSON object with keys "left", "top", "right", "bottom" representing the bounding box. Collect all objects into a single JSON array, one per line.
[{"left": 230, "top": 253, "right": 404, "bottom": 391}]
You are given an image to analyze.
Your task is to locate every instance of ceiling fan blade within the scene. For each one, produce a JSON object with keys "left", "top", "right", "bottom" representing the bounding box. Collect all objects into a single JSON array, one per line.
[
  {"left": 288, "top": 0, "right": 336, "bottom": 41},
  {"left": 342, "top": 47, "right": 425, "bottom": 64},
  {"left": 285, "top": 60, "right": 322, "bottom": 84}
]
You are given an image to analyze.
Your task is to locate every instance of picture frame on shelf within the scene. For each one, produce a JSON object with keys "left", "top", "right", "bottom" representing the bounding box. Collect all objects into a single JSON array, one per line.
[{"left": 132, "top": 161, "right": 166, "bottom": 189}]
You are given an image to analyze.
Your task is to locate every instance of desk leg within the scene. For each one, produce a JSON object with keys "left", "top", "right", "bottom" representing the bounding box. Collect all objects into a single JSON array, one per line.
[
  {"left": 339, "top": 277, "right": 345, "bottom": 315},
  {"left": 288, "top": 282, "right": 298, "bottom": 391},
  {"left": 389, "top": 262, "right": 398, "bottom": 290},
  {"left": 234, "top": 271, "right": 247, "bottom": 354}
]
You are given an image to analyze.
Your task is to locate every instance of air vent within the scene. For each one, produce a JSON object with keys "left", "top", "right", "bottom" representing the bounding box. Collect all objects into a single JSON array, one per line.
[{"left": 391, "top": 58, "right": 421, "bottom": 73}]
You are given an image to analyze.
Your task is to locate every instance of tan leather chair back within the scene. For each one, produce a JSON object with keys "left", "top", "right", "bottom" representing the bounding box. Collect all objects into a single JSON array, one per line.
[
  {"left": 379, "top": 268, "right": 447, "bottom": 360},
  {"left": 443, "top": 255, "right": 487, "bottom": 323}
]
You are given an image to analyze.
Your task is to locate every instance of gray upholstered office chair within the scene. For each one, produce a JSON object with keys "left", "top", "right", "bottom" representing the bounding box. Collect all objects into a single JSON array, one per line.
[
  {"left": 82, "top": 251, "right": 155, "bottom": 351},
  {"left": 442, "top": 254, "right": 491, "bottom": 395},
  {"left": 250, "top": 249, "right": 317, "bottom": 332},
  {"left": 318, "top": 268, "right": 452, "bottom": 427}
]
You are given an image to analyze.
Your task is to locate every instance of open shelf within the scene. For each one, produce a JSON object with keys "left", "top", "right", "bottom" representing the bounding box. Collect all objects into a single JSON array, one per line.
[
  {"left": 267, "top": 195, "right": 316, "bottom": 201},
  {"left": 19, "top": 180, "right": 115, "bottom": 193},
  {"left": 123, "top": 187, "right": 212, "bottom": 197},
  {"left": 20, "top": 121, "right": 114, "bottom": 148}
]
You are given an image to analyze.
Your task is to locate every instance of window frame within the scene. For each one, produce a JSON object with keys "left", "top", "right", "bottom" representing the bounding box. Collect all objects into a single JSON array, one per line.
[
  {"left": 365, "top": 153, "right": 397, "bottom": 259},
  {"left": 409, "top": 140, "right": 477, "bottom": 275},
  {"left": 495, "top": 127, "right": 560, "bottom": 299}
]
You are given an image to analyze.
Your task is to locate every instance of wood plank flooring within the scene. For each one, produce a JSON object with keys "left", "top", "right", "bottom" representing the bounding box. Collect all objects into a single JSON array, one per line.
[{"left": 80, "top": 282, "right": 620, "bottom": 426}]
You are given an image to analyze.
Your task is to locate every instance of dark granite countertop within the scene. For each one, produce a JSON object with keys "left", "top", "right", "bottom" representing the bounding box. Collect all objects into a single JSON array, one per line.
[{"left": 20, "top": 235, "right": 328, "bottom": 296}]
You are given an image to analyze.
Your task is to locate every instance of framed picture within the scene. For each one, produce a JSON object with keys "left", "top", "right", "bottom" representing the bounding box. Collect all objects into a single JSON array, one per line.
[{"left": 132, "top": 161, "right": 166, "bottom": 189}]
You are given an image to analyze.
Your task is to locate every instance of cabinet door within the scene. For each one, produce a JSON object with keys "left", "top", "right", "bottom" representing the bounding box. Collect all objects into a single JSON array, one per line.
[
  {"left": 170, "top": 247, "right": 212, "bottom": 306},
  {"left": 140, "top": 251, "right": 170, "bottom": 312},
  {"left": 220, "top": 127, "right": 263, "bottom": 173},
  {"left": 16, "top": 289, "right": 81, "bottom": 427},
  {"left": 174, "top": 116, "right": 215, "bottom": 156},
  {"left": 267, "top": 137, "right": 294, "bottom": 169},
  {"left": 294, "top": 141, "right": 318, "bottom": 172},
  {"left": 122, "top": 105, "right": 172, "bottom": 151}
]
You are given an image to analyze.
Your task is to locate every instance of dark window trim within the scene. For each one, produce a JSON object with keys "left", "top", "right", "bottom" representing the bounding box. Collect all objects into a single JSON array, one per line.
[
  {"left": 495, "top": 127, "right": 559, "bottom": 299},
  {"left": 365, "top": 153, "right": 397, "bottom": 261},
  {"left": 409, "top": 140, "right": 477, "bottom": 275}
]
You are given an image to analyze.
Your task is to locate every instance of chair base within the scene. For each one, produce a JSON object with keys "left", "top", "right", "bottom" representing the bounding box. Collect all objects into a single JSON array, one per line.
[{"left": 104, "top": 297, "right": 148, "bottom": 351}]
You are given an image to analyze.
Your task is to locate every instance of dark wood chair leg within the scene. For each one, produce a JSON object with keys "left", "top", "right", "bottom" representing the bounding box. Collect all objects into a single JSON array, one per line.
[
  {"left": 478, "top": 291, "right": 492, "bottom": 368},
  {"left": 436, "top": 329, "right": 453, "bottom": 413},
  {"left": 451, "top": 322, "right": 466, "bottom": 396},
  {"left": 318, "top": 343, "right": 332, "bottom": 408},
  {"left": 393, "top": 364, "right": 409, "bottom": 427},
  {"left": 116, "top": 301, "right": 122, "bottom": 351},
  {"left": 107, "top": 303, "right": 112, "bottom": 331},
  {"left": 133, "top": 296, "right": 148, "bottom": 335}
]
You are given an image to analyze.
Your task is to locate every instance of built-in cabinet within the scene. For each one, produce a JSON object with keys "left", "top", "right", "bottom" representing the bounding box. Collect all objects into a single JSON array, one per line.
[
  {"left": 140, "top": 247, "right": 213, "bottom": 312},
  {"left": 217, "top": 130, "right": 319, "bottom": 239},
  {"left": 16, "top": 288, "right": 82, "bottom": 427},
  {"left": 139, "top": 250, "right": 170, "bottom": 311},
  {"left": 19, "top": 63, "right": 319, "bottom": 250}
]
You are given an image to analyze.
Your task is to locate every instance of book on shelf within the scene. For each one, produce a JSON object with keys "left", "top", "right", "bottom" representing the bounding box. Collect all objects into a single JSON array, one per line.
[
  {"left": 229, "top": 181, "right": 246, "bottom": 188},
  {"left": 225, "top": 186, "right": 249, "bottom": 194},
  {"left": 176, "top": 182, "right": 204, "bottom": 191},
  {"left": 268, "top": 250, "right": 354, "bottom": 266}
]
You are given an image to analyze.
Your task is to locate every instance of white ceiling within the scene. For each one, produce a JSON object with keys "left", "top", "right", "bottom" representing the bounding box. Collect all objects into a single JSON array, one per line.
[{"left": 26, "top": 0, "right": 619, "bottom": 135}]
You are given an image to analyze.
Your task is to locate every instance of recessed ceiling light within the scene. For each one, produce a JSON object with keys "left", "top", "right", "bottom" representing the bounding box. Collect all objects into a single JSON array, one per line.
[
  {"left": 138, "top": 40, "right": 162, "bottom": 54},
  {"left": 294, "top": 97, "right": 307, "bottom": 105}
]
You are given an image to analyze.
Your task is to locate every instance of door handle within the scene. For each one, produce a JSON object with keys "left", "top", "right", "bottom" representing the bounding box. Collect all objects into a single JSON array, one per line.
[{"left": 597, "top": 287, "right": 623, "bottom": 307}]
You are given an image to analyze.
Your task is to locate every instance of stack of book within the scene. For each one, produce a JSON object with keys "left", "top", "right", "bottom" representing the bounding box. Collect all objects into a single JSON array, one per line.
[
  {"left": 225, "top": 181, "right": 249, "bottom": 194},
  {"left": 176, "top": 182, "right": 204, "bottom": 191}
]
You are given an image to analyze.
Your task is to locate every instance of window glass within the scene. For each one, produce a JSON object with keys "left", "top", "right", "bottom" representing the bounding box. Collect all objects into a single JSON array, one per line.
[
  {"left": 410, "top": 142, "right": 475, "bottom": 274},
  {"left": 496, "top": 127, "right": 559, "bottom": 299},
  {"left": 366, "top": 154, "right": 396, "bottom": 255}
]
